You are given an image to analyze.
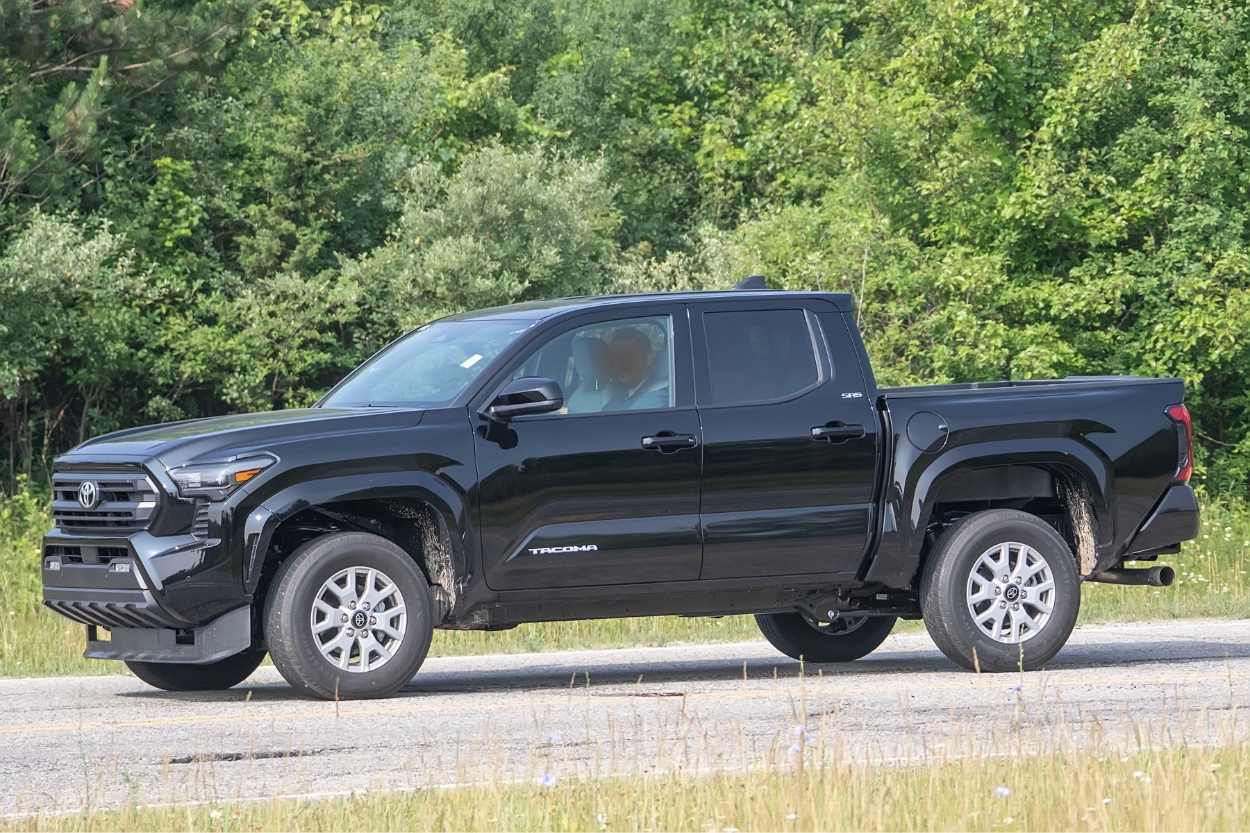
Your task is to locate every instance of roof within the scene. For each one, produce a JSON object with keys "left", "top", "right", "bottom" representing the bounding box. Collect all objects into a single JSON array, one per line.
[{"left": 440, "top": 290, "right": 855, "bottom": 323}]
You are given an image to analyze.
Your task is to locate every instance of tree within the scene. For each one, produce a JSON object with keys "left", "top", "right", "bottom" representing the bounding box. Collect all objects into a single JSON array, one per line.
[
  {"left": 725, "top": 0, "right": 1250, "bottom": 487},
  {"left": 0, "top": 0, "right": 250, "bottom": 229},
  {"left": 0, "top": 212, "right": 146, "bottom": 484},
  {"left": 344, "top": 143, "right": 621, "bottom": 349},
  {"left": 1, "top": 0, "right": 1249, "bottom": 496}
]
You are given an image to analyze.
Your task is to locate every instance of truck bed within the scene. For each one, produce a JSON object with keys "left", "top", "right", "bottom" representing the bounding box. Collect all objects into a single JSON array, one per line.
[
  {"left": 865, "top": 373, "right": 1190, "bottom": 587},
  {"left": 879, "top": 375, "right": 1164, "bottom": 398}
]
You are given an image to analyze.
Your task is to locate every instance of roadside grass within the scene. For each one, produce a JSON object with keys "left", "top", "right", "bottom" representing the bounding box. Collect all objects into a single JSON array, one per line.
[
  {"left": 0, "top": 484, "right": 105, "bottom": 678},
  {"left": 1079, "top": 497, "right": 1249, "bottom": 623},
  {"left": 2, "top": 487, "right": 1247, "bottom": 678},
  {"left": 6, "top": 741, "right": 1248, "bottom": 831}
]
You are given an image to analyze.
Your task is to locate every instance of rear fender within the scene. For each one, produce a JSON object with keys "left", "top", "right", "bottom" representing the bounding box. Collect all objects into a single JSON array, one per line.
[{"left": 864, "top": 439, "right": 1111, "bottom": 587}]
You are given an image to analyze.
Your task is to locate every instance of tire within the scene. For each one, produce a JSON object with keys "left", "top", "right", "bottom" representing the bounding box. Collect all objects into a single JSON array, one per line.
[
  {"left": 920, "top": 509, "right": 1080, "bottom": 673},
  {"left": 264, "top": 532, "right": 433, "bottom": 700},
  {"left": 125, "top": 649, "right": 266, "bottom": 692},
  {"left": 755, "top": 612, "right": 897, "bottom": 663}
]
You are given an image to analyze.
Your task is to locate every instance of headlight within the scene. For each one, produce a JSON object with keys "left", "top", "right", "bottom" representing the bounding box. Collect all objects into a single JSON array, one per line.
[{"left": 168, "top": 455, "right": 276, "bottom": 500}]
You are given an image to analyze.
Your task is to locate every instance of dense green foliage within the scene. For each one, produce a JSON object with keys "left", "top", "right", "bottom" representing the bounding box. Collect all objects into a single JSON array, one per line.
[{"left": 0, "top": 0, "right": 1246, "bottom": 489}]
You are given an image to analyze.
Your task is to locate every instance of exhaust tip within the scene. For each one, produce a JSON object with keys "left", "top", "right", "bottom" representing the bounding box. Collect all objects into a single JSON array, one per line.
[{"left": 1087, "top": 565, "right": 1177, "bottom": 587}]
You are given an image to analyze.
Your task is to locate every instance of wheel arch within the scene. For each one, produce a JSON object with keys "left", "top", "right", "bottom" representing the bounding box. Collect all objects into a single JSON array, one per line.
[
  {"left": 866, "top": 442, "right": 1110, "bottom": 587},
  {"left": 242, "top": 473, "right": 467, "bottom": 622},
  {"left": 919, "top": 460, "right": 1103, "bottom": 577}
]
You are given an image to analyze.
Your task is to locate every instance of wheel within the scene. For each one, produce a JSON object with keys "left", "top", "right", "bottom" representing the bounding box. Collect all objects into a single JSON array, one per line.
[
  {"left": 264, "top": 532, "right": 433, "bottom": 700},
  {"left": 920, "top": 509, "right": 1080, "bottom": 672},
  {"left": 125, "top": 649, "right": 265, "bottom": 692},
  {"left": 755, "top": 611, "right": 897, "bottom": 663}
]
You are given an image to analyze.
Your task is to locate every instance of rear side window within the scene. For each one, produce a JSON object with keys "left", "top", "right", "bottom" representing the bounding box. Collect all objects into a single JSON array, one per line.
[{"left": 703, "top": 310, "right": 820, "bottom": 405}]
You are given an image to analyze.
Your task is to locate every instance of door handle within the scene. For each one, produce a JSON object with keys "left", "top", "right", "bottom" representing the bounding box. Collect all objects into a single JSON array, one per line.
[
  {"left": 811, "top": 423, "right": 866, "bottom": 443},
  {"left": 641, "top": 432, "right": 698, "bottom": 452}
]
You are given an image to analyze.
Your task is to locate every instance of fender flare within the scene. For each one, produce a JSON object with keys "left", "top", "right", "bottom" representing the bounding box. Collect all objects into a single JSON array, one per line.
[
  {"left": 911, "top": 441, "right": 1110, "bottom": 544},
  {"left": 240, "top": 472, "right": 468, "bottom": 594},
  {"left": 865, "top": 438, "right": 1112, "bottom": 587}
]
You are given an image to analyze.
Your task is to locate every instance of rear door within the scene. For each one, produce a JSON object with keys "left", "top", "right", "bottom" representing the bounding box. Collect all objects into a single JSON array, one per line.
[
  {"left": 473, "top": 305, "right": 703, "bottom": 590},
  {"left": 691, "top": 300, "right": 879, "bottom": 579}
]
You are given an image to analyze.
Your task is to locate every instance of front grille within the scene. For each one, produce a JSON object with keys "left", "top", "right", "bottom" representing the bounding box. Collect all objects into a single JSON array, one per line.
[
  {"left": 44, "top": 544, "right": 131, "bottom": 564},
  {"left": 45, "top": 545, "right": 82, "bottom": 563},
  {"left": 52, "top": 469, "right": 160, "bottom": 533},
  {"left": 44, "top": 598, "right": 176, "bottom": 629}
]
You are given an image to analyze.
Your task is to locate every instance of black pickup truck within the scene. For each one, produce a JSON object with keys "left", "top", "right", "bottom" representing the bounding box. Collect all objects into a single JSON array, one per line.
[{"left": 42, "top": 288, "right": 1200, "bottom": 699}]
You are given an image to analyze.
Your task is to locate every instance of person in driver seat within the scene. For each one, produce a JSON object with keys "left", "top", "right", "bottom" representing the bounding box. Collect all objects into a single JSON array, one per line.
[{"left": 604, "top": 327, "right": 670, "bottom": 411}]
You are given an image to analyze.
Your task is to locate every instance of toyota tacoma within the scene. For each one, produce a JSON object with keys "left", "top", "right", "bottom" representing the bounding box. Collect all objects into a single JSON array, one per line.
[{"left": 42, "top": 284, "right": 1201, "bottom": 698}]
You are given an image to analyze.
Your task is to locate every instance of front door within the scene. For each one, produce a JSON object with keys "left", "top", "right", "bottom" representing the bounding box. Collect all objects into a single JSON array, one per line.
[
  {"left": 473, "top": 307, "right": 702, "bottom": 590},
  {"left": 691, "top": 301, "right": 879, "bottom": 579}
]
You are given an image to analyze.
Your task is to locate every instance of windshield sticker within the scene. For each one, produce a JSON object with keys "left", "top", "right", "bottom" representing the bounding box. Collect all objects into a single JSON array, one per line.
[{"left": 460, "top": 354, "right": 484, "bottom": 369}]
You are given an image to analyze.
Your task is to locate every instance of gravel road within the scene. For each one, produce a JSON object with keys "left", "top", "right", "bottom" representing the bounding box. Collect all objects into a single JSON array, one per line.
[{"left": 1, "top": 619, "right": 1247, "bottom": 816}]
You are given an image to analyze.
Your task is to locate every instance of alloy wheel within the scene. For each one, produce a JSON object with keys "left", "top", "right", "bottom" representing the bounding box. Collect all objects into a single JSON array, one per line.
[
  {"left": 965, "top": 541, "right": 1055, "bottom": 644},
  {"left": 310, "top": 566, "right": 407, "bottom": 673}
]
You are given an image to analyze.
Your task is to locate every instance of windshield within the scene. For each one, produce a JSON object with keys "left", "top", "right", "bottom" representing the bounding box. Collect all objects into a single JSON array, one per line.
[{"left": 321, "top": 319, "right": 534, "bottom": 408}]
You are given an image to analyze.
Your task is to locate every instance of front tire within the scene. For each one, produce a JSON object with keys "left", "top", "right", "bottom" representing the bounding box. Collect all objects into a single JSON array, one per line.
[
  {"left": 126, "top": 649, "right": 266, "bottom": 692},
  {"left": 265, "top": 532, "right": 433, "bottom": 700},
  {"left": 920, "top": 509, "right": 1080, "bottom": 672},
  {"left": 756, "top": 612, "right": 897, "bottom": 663}
]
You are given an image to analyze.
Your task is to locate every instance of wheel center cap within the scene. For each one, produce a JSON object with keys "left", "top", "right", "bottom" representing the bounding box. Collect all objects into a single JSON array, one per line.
[
  {"left": 1003, "top": 584, "right": 1020, "bottom": 602},
  {"left": 351, "top": 610, "right": 368, "bottom": 629}
]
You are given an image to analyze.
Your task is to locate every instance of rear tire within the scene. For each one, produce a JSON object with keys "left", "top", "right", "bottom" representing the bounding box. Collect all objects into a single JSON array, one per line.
[
  {"left": 920, "top": 509, "right": 1080, "bottom": 672},
  {"left": 126, "top": 649, "right": 265, "bottom": 692},
  {"left": 756, "top": 612, "right": 896, "bottom": 663},
  {"left": 265, "top": 532, "right": 433, "bottom": 700}
]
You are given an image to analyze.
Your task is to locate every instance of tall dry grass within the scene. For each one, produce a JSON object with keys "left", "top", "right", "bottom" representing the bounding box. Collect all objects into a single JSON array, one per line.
[{"left": 6, "top": 740, "right": 1248, "bottom": 831}]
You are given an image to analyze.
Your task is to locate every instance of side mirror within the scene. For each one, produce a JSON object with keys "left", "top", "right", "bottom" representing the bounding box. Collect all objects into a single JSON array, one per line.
[{"left": 486, "top": 377, "right": 564, "bottom": 421}]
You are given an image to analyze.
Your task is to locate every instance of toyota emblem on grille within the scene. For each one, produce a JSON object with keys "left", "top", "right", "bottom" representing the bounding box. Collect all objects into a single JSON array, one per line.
[{"left": 77, "top": 481, "right": 99, "bottom": 509}]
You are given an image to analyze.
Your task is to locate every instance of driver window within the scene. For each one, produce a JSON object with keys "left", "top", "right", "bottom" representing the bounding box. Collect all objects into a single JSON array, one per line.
[{"left": 511, "top": 316, "right": 674, "bottom": 415}]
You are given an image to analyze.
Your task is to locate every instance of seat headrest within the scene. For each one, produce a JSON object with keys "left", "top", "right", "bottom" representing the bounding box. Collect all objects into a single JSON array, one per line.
[
  {"left": 651, "top": 345, "right": 670, "bottom": 381},
  {"left": 572, "top": 337, "right": 611, "bottom": 379}
]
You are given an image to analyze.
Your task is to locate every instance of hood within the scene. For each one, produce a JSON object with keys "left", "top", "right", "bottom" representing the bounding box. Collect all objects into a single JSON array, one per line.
[{"left": 59, "top": 407, "right": 423, "bottom": 468}]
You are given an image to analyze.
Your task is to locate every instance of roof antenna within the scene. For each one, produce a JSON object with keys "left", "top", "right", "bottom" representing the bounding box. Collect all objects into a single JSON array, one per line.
[{"left": 732, "top": 275, "right": 768, "bottom": 290}]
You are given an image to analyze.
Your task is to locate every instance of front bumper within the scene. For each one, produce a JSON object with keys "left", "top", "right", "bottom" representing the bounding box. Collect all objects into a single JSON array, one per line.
[
  {"left": 44, "top": 570, "right": 179, "bottom": 629},
  {"left": 42, "top": 534, "right": 191, "bottom": 628},
  {"left": 42, "top": 525, "right": 240, "bottom": 630},
  {"left": 42, "top": 530, "right": 256, "bottom": 663}
]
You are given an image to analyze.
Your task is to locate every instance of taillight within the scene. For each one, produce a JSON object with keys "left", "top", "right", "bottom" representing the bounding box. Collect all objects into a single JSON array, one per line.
[{"left": 1165, "top": 404, "right": 1192, "bottom": 483}]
